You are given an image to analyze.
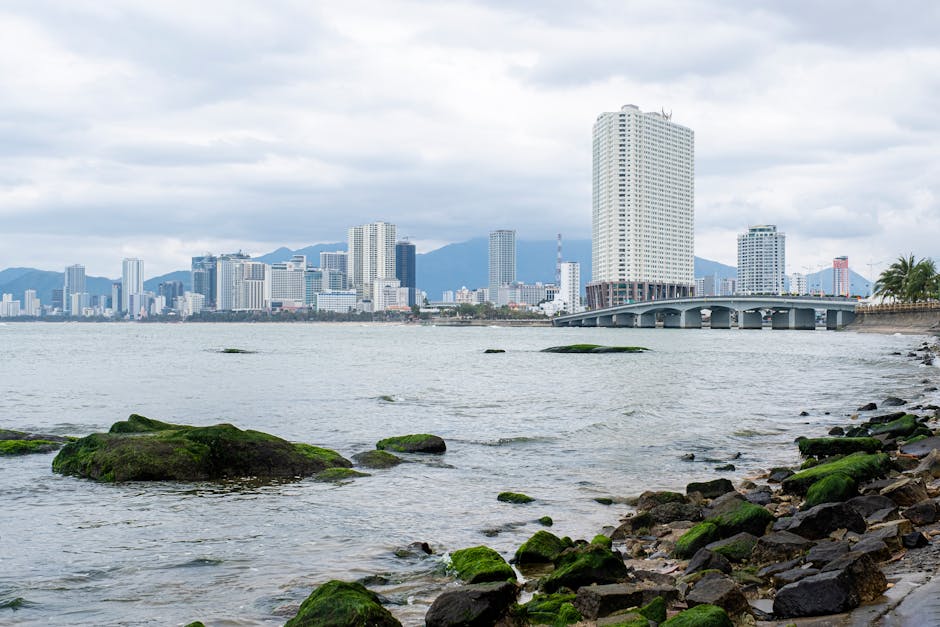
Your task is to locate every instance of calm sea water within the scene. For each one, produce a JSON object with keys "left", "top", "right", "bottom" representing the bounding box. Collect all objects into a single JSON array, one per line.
[{"left": 0, "top": 323, "right": 935, "bottom": 626}]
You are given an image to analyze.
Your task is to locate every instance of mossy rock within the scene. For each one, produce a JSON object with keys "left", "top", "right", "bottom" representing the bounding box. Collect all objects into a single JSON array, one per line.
[
  {"left": 109, "top": 414, "right": 184, "bottom": 433},
  {"left": 541, "top": 344, "right": 648, "bottom": 353},
  {"left": 709, "top": 501, "right": 773, "bottom": 537},
  {"left": 538, "top": 516, "right": 554, "bottom": 527},
  {"left": 375, "top": 433, "right": 446, "bottom": 454},
  {"left": 797, "top": 437, "right": 882, "bottom": 458},
  {"left": 515, "top": 530, "right": 573, "bottom": 564},
  {"left": 803, "top": 472, "right": 858, "bottom": 509},
  {"left": 450, "top": 546, "right": 515, "bottom": 584},
  {"left": 539, "top": 543, "right": 630, "bottom": 593},
  {"left": 782, "top": 452, "right": 891, "bottom": 495},
  {"left": 595, "top": 497, "right": 615, "bottom": 505},
  {"left": 674, "top": 521, "right": 721, "bottom": 558},
  {"left": 598, "top": 613, "right": 648, "bottom": 627},
  {"left": 498, "top": 491, "right": 534, "bottom": 504},
  {"left": 706, "top": 532, "right": 758, "bottom": 562},
  {"left": 515, "top": 592, "right": 581, "bottom": 625},
  {"left": 352, "top": 450, "right": 402, "bottom": 469},
  {"left": 869, "top": 414, "right": 918, "bottom": 438},
  {"left": 184, "top": 623, "right": 205, "bottom": 627},
  {"left": 637, "top": 490, "right": 687, "bottom": 510},
  {"left": 591, "top": 534, "right": 612, "bottom": 549},
  {"left": 800, "top": 457, "right": 820, "bottom": 469},
  {"left": 314, "top": 468, "right": 370, "bottom": 482},
  {"left": 638, "top": 596, "right": 667, "bottom": 623},
  {"left": 0, "top": 439, "right": 62, "bottom": 455},
  {"left": 484, "top": 348, "right": 506, "bottom": 354},
  {"left": 52, "top": 417, "right": 351, "bottom": 482},
  {"left": 662, "top": 603, "right": 732, "bottom": 626},
  {"left": 284, "top": 580, "right": 401, "bottom": 627}
]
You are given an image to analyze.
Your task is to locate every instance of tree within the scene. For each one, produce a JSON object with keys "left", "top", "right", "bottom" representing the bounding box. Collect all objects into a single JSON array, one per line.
[{"left": 875, "top": 254, "right": 940, "bottom": 302}]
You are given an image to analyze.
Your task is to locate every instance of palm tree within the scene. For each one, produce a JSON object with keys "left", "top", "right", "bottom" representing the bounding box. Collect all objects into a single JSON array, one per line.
[
  {"left": 906, "top": 258, "right": 939, "bottom": 302},
  {"left": 875, "top": 254, "right": 940, "bottom": 302},
  {"left": 874, "top": 254, "right": 914, "bottom": 302}
]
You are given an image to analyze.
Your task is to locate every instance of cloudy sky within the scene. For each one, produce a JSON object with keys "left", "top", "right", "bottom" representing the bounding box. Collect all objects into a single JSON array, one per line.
[{"left": 1, "top": 0, "right": 938, "bottom": 278}]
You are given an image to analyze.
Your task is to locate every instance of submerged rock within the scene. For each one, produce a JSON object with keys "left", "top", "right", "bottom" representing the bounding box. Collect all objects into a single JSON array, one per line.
[
  {"left": 541, "top": 344, "right": 649, "bottom": 353},
  {"left": 497, "top": 491, "right": 534, "bottom": 504},
  {"left": 376, "top": 434, "right": 446, "bottom": 454},
  {"left": 352, "top": 450, "right": 402, "bottom": 469},
  {"left": 483, "top": 348, "right": 506, "bottom": 354},
  {"left": 52, "top": 415, "right": 351, "bottom": 482},
  {"left": 285, "top": 580, "right": 400, "bottom": 627},
  {"left": 0, "top": 429, "right": 69, "bottom": 455}
]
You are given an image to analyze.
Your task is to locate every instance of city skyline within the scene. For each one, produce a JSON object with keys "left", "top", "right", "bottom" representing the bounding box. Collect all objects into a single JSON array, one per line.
[{"left": 0, "top": 2, "right": 937, "bottom": 278}]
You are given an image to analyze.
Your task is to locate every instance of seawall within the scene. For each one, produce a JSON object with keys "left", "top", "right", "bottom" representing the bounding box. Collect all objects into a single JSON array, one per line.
[{"left": 848, "top": 310, "right": 940, "bottom": 335}]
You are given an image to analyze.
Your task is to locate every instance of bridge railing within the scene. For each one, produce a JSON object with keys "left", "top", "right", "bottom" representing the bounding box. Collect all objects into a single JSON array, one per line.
[{"left": 856, "top": 301, "right": 940, "bottom": 314}]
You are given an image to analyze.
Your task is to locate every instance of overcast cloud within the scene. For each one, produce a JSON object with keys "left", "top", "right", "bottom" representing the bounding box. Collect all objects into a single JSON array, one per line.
[{"left": 1, "top": 0, "right": 938, "bottom": 277}]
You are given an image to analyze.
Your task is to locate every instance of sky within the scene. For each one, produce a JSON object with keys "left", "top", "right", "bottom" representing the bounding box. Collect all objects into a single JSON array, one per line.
[{"left": 1, "top": 1, "right": 939, "bottom": 278}]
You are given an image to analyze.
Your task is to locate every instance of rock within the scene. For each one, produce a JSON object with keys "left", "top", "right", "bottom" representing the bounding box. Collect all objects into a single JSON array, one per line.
[
  {"left": 785, "top": 502, "right": 866, "bottom": 540},
  {"left": 715, "top": 464, "right": 735, "bottom": 471},
  {"left": 751, "top": 531, "right": 814, "bottom": 563},
  {"left": 0, "top": 429, "right": 70, "bottom": 456},
  {"left": 674, "top": 522, "right": 721, "bottom": 559},
  {"left": 704, "top": 492, "right": 746, "bottom": 518},
  {"left": 636, "top": 596, "right": 667, "bottom": 623},
  {"left": 866, "top": 506, "right": 900, "bottom": 525},
  {"left": 902, "top": 500, "right": 939, "bottom": 525},
  {"left": 425, "top": 581, "right": 518, "bottom": 627},
  {"left": 913, "top": 449, "right": 940, "bottom": 478},
  {"left": 352, "top": 450, "right": 402, "bottom": 468},
  {"left": 902, "top": 532, "right": 929, "bottom": 549},
  {"left": 394, "top": 541, "right": 433, "bottom": 558},
  {"left": 773, "top": 570, "right": 860, "bottom": 617},
  {"left": 803, "top": 472, "right": 858, "bottom": 509},
  {"left": 851, "top": 537, "right": 891, "bottom": 562},
  {"left": 541, "top": 344, "right": 648, "bottom": 353},
  {"left": 797, "top": 437, "right": 882, "bottom": 458},
  {"left": 858, "top": 402, "right": 878, "bottom": 411},
  {"left": 52, "top": 417, "right": 351, "bottom": 482},
  {"left": 649, "top": 501, "right": 703, "bottom": 524},
  {"left": 497, "top": 491, "right": 534, "bottom": 504},
  {"left": 516, "top": 592, "right": 580, "bottom": 625},
  {"left": 636, "top": 490, "right": 687, "bottom": 511},
  {"left": 595, "top": 612, "right": 647, "bottom": 627},
  {"left": 709, "top": 501, "right": 774, "bottom": 537},
  {"left": 880, "top": 477, "right": 929, "bottom": 507},
  {"left": 782, "top": 452, "right": 891, "bottom": 495},
  {"left": 745, "top": 486, "right": 773, "bottom": 506},
  {"left": 757, "top": 557, "right": 803, "bottom": 579},
  {"left": 820, "top": 552, "right": 887, "bottom": 602},
  {"left": 684, "top": 548, "right": 732, "bottom": 576},
  {"left": 284, "top": 580, "right": 401, "bottom": 627},
  {"left": 805, "top": 540, "right": 850, "bottom": 567},
  {"left": 515, "top": 531, "right": 572, "bottom": 565},
  {"left": 686, "top": 478, "right": 735, "bottom": 499},
  {"left": 573, "top": 582, "right": 675, "bottom": 620},
  {"left": 704, "top": 532, "right": 758, "bottom": 562},
  {"left": 800, "top": 411, "right": 810, "bottom": 416},
  {"left": 864, "top": 519, "right": 914, "bottom": 551},
  {"left": 314, "top": 468, "right": 370, "bottom": 482},
  {"left": 772, "top": 567, "right": 820, "bottom": 587},
  {"left": 450, "top": 546, "right": 515, "bottom": 584},
  {"left": 869, "top": 411, "right": 907, "bottom": 424},
  {"left": 483, "top": 349, "right": 506, "bottom": 353},
  {"left": 540, "top": 544, "right": 630, "bottom": 593},
  {"left": 538, "top": 516, "right": 553, "bottom": 527},
  {"left": 661, "top": 603, "right": 733, "bottom": 626},
  {"left": 768, "top": 467, "right": 794, "bottom": 483},
  {"left": 376, "top": 434, "right": 446, "bottom": 454},
  {"left": 685, "top": 574, "right": 750, "bottom": 617},
  {"left": 829, "top": 426, "right": 845, "bottom": 436},
  {"left": 869, "top": 414, "right": 918, "bottom": 438},
  {"left": 681, "top": 453, "right": 695, "bottom": 461},
  {"left": 846, "top": 494, "right": 898, "bottom": 518},
  {"left": 883, "top": 397, "right": 907, "bottom": 407},
  {"left": 900, "top": 436, "right": 940, "bottom": 457},
  {"left": 595, "top": 497, "right": 614, "bottom": 505}
]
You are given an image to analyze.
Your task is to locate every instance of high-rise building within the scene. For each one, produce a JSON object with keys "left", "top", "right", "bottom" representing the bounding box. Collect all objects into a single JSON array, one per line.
[
  {"left": 790, "top": 272, "right": 808, "bottom": 296},
  {"left": 319, "top": 251, "right": 348, "bottom": 275},
  {"left": 23, "top": 289, "right": 40, "bottom": 317},
  {"left": 395, "top": 240, "right": 417, "bottom": 307},
  {"left": 236, "top": 261, "right": 270, "bottom": 311},
  {"left": 737, "top": 225, "right": 786, "bottom": 295},
  {"left": 347, "top": 222, "right": 396, "bottom": 299},
  {"left": 215, "top": 252, "right": 252, "bottom": 311},
  {"left": 63, "top": 264, "right": 86, "bottom": 315},
  {"left": 587, "top": 104, "right": 695, "bottom": 308},
  {"left": 122, "top": 258, "right": 144, "bottom": 314},
  {"left": 558, "top": 262, "right": 581, "bottom": 312},
  {"left": 191, "top": 255, "right": 218, "bottom": 309},
  {"left": 833, "top": 256, "right": 850, "bottom": 297},
  {"left": 489, "top": 229, "right": 516, "bottom": 304},
  {"left": 158, "top": 281, "right": 185, "bottom": 309},
  {"left": 271, "top": 255, "right": 307, "bottom": 306}
]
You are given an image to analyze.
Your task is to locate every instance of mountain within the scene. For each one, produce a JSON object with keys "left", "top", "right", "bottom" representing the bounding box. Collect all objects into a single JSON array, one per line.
[
  {"left": 144, "top": 271, "right": 192, "bottom": 293},
  {"left": 805, "top": 268, "right": 872, "bottom": 296},
  {"left": 694, "top": 258, "right": 737, "bottom": 280},
  {"left": 0, "top": 269, "right": 116, "bottom": 304},
  {"left": 255, "top": 243, "right": 347, "bottom": 265}
]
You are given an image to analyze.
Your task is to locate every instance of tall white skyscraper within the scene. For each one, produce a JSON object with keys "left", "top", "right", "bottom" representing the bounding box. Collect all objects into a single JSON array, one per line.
[
  {"left": 347, "top": 222, "right": 396, "bottom": 300},
  {"left": 122, "top": 258, "right": 144, "bottom": 314},
  {"left": 558, "top": 261, "right": 582, "bottom": 313},
  {"left": 489, "top": 229, "right": 516, "bottom": 304},
  {"left": 63, "top": 264, "right": 86, "bottom": 315},
  {"left": 319, "top": 251, "right": 348, "bottom": 275},
  {"left": 737, "top": 225, "right": 786, "bottom": 295},
  {"left": 215, "top": 252, "right": 252, "bottom": 311},
  {"left": 790, "top": 272, "right": 808, "bottom": 296},
  {"left": 587, "top": 104, "right": 695, "bottom": 308}
]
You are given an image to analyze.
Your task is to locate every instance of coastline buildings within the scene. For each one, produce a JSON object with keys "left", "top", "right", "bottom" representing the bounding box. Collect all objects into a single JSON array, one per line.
[
  {"left": 587, "top": 104, "right": 695, "bottom": 308},
  {"left": 790, "top": 272, "right": 808, "bottom": 296},
  {"left": 191, "top": 255, "right": 218, "bottom": 309},
  {"left": 395, "top": 240, "right": 417, "bottom": 307},
  {"left": 319, "top": 251, "right": 348, "bottom": 275},
  {"left": 737, "top": 225, "right": 786, "bottom": 295},
  {"left": 121, "top": 258, "right": 144, "bottom": 316},
  {"left": 63, "top": 264, "right": 86, "bottom": 316},
  {"left": 833, "top": 256, "right": 850, "bottom": 297},
  {"left": 557, "top": 261, "right": 582, "bottom": 313},
  {"left": 348, "top": 222, "right": 396, "bottom": 300},
  {"left": 489, "top": 229, "right": 516, "bottom": 305}
]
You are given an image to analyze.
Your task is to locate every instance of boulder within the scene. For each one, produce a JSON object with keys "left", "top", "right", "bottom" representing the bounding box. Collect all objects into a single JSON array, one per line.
[
  {"left": 685, "top": 574, "right": 750, "bottom": 617},
  {"left": 352, "top": 450, "right": 402, "bottom": 469},
  {"left": 803, "top": 472, "right": 858, "bottom": 509},
  {"left": 805, "top": 540, "right": 850, "bottom": 567},
  {"left": 820, "top": 552, "right": 887, "bottom": 602},
  {"left": 768, "top": 467, "right": 794, "bottom": 483},
  {"left": 879, "top": 477, "right": 929, "bottom": 507},
  {"left": 450, "top": 547, "right": 515, "bottom": 584},
  {"left": 516, "top": 592, "right": 581, "bottom": 625},
  {"left": 52, "top": 418, "right": 351, "bottom": 482},
  {"left": 704, "top": 492, "right": 745, "bottom": 518},
  {"left": 595, "top": 612, "right": 647, "bottom": 626},
  {"left": 661, "top": 603, "right": 733, "bottom": 626},
  {"left": 869, "top": 414, "right": 918, "bottom": 438},
  {"left": 869, "top": 411, "right": 907, "bottom": 424},
  {"left": 902, "top": 500, "right": 939, "bottom": 526},
  {"left": 858, "top": 402, "right": 877, "bottom": 411},
  {"left": 866, "top": 506, "right": 900, "bottom": 525},
  {"left": 284, "top": 580, "right": 400, "bottom": 627},
  {"left": 745, "top": 486, "right": 773, "bottom": 506},
  {"left": 845, "top": 494, "right": 897, "bottom": 518},
  {"left": 314, "top": 468, "right": 370, "bottom": 482},
  {"left": 709, "top": 501, "right": 774, "bottom": 537},
  {"left": 913, "top": 450, "right": 940, "bottom": 479},
  {"left": 541, "top": 344, "right": 648, "bottom": 353},
  {"left": 515, "top": 531, "right": 572, "bottom": 565},
  {"left": 773, "top": 570, "right": 859, "bottom": 617},
  {"left": 674, "top": 522, "right": 721, "bottom": 559},
  {"left": 782, "top": 452, "right": 891, "bottom": 496},
  {"left": 751, "top": 531, "right": 814, "bottom": 563},
  {"left": 540, "top": 544, "right": 630, "bottom": 593},
  {"left": 704, "top": 532, "right": 758, "bottom": 562},
  {"left": 797, "top": 437, "right": 882, "bottom": 458},
  {"left": 0, "top": 429, "right": 70, "bottom": 455},
  {"left": 649, "top": 501, "right": 703, "bottom": 524},
  {"left": 882, "top": 397, "right": 907, "bottom": 407},
  {"left": 425, "top": 581, "right": 518, "bottom": 627},
  {"left": 686, "top": 478, "right": 735, "bottom": 499},
  {"left": 772, "top": 567, "right": 820, "bottom": 587},
  {"left": 376, "top": 434, "right": 446, "bottom": 454},
  {"left": 684, "top": 548, "right": 731, "bottom": 576},
  {"left": 902, "top": 532, "right": 929, "bottom": 549},
  {"left": 901, "top": 437, "right": 940, "bottom": 458},
  {"left": 757, "top": 558, "right": 803, "bottom": 579},
  {"left": 637, "top": 490, "right": 687, "bottom": 511},
  {"left": 785, "top": 502, "right": 866, "bottom": 540},
  {"left": 851, "top": 537, "right": 891, "bottom": 562},
  {"left": 863, "top": 520, "right": 914, "bottom": 552},
  {"left": 497, "top": 491, "right": 534, "bottom": 504},
  {"left": 573, "top": 582, "right": 675, "bottom": 620}
]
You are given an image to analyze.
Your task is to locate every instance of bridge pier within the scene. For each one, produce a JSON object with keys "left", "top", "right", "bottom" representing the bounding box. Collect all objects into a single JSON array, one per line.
[
  {"left": 772, "top": 308, "right": 816, "bottom": 330},
  {"left": 637, "top": 312, "right": 657, "bottom": 328},
  {"left": 827, "top": 309, "right": 856, "bottom": 330},
  {"left": 738, "top": 310, "right": 763, "bottom": 329},
  {"left": 613, "top": 313, "right": 636, "bottom": 327},
  {"left": 664, "top": 309, "right": 702, "bottom": 328},
  {"left": 596, "top": 314, "right": 615, "bottom": 327},
  {"left": 581, "top": 317, "right": 597, "bottom": 327},
  {"left": 709, "top": 308, "right": 732, "bottom": 329}
]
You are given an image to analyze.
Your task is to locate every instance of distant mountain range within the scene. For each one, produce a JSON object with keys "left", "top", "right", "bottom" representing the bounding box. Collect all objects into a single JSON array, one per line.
[{"left": 0, "top": 239, "right": 873, "bottom": 304}]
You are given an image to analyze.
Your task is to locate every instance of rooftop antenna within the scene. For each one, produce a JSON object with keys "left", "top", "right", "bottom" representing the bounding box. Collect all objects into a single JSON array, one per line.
[{"left": 555, "top": 233, "right": 562, "bottom": 285}]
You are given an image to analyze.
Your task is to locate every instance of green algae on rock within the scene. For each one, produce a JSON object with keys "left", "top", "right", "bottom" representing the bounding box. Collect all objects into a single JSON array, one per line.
[
  {"left": 661, "top": 603, "right": 733, "bottom": 627},
  {"left": 52, "top": 416, "right": 351, "bottom": 482},
  {"left": 450, "top": 546, "right": 516, "bottom": 584},
  {"left": 219, "top": 348, "right": 255, "bottom": 354},
  {"left": 803, "top": 472, "right": 858, "bottom": 509},
  {"left": 314, "top": 468, "right": 370, "bottom": 482},
  {"left": 869, "top": 414, "right": 919, "bottom": 438},
  {"left": 284, "top": 580, "right": 401, "bottom": 627},
  {"left": 513, "top": 592, "right": 581, "bottom": 625},
  {"left": 539, "top": 543, "right": 629, "bottom": 593},
  {"left": 498, "top": 491, "right": 534, "bottom": 504},
  {"left": 538, "top": 516, "right": 554, "bottom": 527},
  {"left": 710, "top": 501, "right": 773, "bottom": 537},
  {"left": 674, "top": 522, "right": 721, "bottom": 559},
  {"left": 541, "top": 344, "right": 649, "bottom": 354},
  {"left": 514, "top": 530, "right": 573, "bottom": 564},
  {"left": 375, "top": 433, "right": 446, "bottom": 454},
  {"left": 352, "top": 450, "right": 403, "bottom": 469},
  {"left": 797, "top": 437, "right": 882, "bottom": 458},
  {"left": 782, "top": 452, "right": 891, "bottom": 495},
  {"left": 638, "top": 596, "right": 667, "bottom": 623},
  {"left": 0, "top": 439, "right": 62, "bottom": 455}
]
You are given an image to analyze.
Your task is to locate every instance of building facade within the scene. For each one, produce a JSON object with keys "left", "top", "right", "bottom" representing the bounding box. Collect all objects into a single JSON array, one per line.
[
  {"left": 737, "top": 225, "right": 786, "bottom": 295},
  {"left": 587, "top": 104, "right": 695, "bottom": 308},
  {"left": 215, "top": 252, "right": 252, "bottom": 311},
  {"left": 121, "top": 258, "right": 144, "bottom": 315},
  {"left": 790, "top": 272, "right": 808, "bottom": 296},
  {"left": 319, "top": 251, "right": 348, "bottom": 275},
  {"left": 348, "top": 222, "right": 396, "bottom": 300},
  {"left": 191, "top": 255, "right": 218, "bottom": 309},
  {"left": 63, "top": 264, "right": 86, "bottom": 315},
  {"left": 489, "top": 229, "right": 516, "bottom": 305},
  {"left": 270, "top": 255, "right": 307, "bottom": 307},
  {"left": 833, "top": 256, "right": 850, "bottom": 297},
  {"left": 395, "top": 240, "right": 417, "bottom": 307}
]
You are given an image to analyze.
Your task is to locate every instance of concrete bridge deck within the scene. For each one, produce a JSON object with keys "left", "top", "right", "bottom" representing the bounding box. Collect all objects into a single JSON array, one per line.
[{"left": 553, "top": 296, "right": 858, "bottom": 330}]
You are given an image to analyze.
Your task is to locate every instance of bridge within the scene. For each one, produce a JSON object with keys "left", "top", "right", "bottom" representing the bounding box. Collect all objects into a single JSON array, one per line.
[{"left": 553, "top": 296, "right": 858, "bottom": 330}]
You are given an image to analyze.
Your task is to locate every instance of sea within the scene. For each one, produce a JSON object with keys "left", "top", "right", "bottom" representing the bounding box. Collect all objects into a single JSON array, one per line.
[{"left": 0, "top": 322, "right": 935, "bottom": 626}]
